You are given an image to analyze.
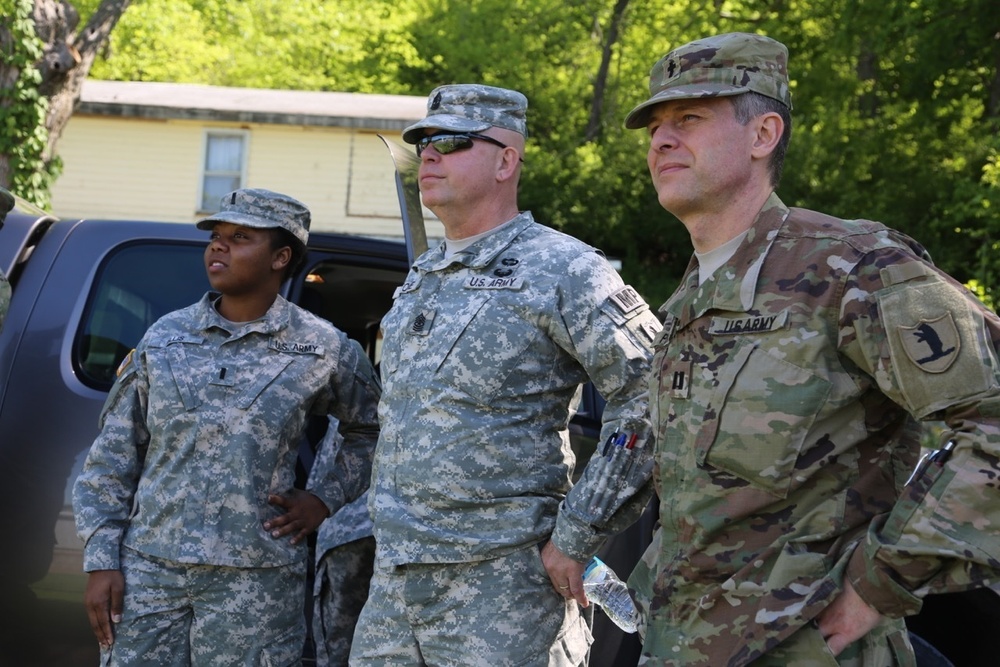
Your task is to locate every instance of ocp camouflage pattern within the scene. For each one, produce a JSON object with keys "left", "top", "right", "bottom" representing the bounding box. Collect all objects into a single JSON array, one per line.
[
  {"left": 632, "top": 193, "right": 1000, "bottom": 666},
  {"left": 74, "top": 293, "right": 381, "bottom": 571},
  {"left": 369, "top": 212, "right": 660, "bottom": 567}
]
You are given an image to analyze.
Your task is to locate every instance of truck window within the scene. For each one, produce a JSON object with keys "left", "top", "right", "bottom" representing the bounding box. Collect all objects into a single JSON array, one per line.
[
  {"left": 292, "top": 258, "right": 400, "bottom": 365},
  {"left": 74, "top": 242, "right": 209, "bottom": 389}
]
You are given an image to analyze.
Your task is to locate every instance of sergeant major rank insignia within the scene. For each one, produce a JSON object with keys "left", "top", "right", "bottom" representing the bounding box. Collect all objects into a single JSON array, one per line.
[{"left": 409, "top": 309, "right": 436, "bottom": 336}]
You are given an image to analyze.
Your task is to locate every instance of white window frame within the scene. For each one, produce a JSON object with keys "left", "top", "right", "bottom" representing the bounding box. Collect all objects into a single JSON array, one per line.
[{"left": 197, "top": 129, "right": 249, "bottom": 213}]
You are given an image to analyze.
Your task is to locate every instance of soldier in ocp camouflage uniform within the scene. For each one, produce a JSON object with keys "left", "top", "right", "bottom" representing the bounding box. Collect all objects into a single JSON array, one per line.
[
  {"left": 0, "top": 186, "right": 14, "bottom": 333},
  {"left": 73, "top": 188, "right": 381, "bottom": 667},
  {"left": 624, "top": 32, "right": 1000, "bottom": 666},
  {"left": 350, "top": 85, "right": 662, "bottom": 666}
]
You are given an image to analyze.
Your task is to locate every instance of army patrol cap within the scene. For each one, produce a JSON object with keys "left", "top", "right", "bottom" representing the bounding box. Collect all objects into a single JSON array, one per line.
[
  {"left": 402, "top": 84, "right": 528, "bottom": 144},
  {"left": 625, "top": 32, "right": 792, "bottom": 130},
  {"left": 0, "top": 186, "right": 13, "bottom": 226},
  {"left": 197, "top": 188, "right": 310, "bottom": 246}
]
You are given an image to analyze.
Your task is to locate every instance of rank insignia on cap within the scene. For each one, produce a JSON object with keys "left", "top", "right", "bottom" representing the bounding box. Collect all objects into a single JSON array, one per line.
[{"left": 899, "top": 313, "right": 960, "bottom": 373}]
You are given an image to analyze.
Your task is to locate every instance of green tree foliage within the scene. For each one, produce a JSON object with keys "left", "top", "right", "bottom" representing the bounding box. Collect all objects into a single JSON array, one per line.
[
  {"left": 73, "top": 0, "right": 1000, "bottom": 305},
  {"left": 84, "top": 0, "right": 421, "bottom": 92},
  {"left": 0, "top": 0, "right": 57, "bottom": 206}
]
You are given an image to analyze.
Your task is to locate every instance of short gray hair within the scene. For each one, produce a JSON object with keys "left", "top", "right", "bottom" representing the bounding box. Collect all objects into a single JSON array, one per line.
[{"left": 730, "top": 92, "right": 791, "bottom": 187}]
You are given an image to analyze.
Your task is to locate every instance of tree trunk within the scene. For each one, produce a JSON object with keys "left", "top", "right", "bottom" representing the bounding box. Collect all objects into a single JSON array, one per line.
[
  {"left": 585, "top": 0, "right": 630, "bottom": 143},
  {"left": 33, "top": 0, "right": 131, "bottom": 164}
]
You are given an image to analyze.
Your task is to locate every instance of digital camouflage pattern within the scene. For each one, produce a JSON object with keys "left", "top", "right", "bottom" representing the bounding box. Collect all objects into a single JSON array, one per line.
[
  {"left": 314, "top": 420, "right": 374, "bottom": 556},
  {"left": 351, "top": 547, "right": 592, "bottom": 666},
  {"left": 197, "top": 187, "right": 311, "bottom": 246},
  {"left": 402, "top": 84, "right": 528, "bottom": 143},
  {"left": 99, "top": 549, "right": 306, "bottom": 666},
  {"left": 73, "top": 292, "right": 381, "bottom": 572},
  {"left": 314, "top": 535, "right": 375, "bottom": 666},
  {"left": 625, "top": 32, "right": 792, "bottom": 129},
  {"left": 312, "top": 418, "right": 376, "bottom": 666},
  {"left": 631, "top": 193, "right": 1000, "bottom": 666},
  {"left": 369, "top": 212, "right": 660, "bottom": 569}
]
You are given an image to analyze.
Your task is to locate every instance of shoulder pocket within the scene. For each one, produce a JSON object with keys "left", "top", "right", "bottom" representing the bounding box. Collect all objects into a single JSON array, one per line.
[{"left": 879, "top": 279, "right": 998, "bottom": 417}]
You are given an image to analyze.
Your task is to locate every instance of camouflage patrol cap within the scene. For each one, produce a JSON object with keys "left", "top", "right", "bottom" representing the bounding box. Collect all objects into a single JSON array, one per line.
[
  {"left": 402, "top": 84, "right": 528, "bottom": 144},
  {"left": 625, "top": 32, "right": 792, "bottom": 130},
  {"left": 0, "top": 187, "right": 13, "bottom": 226},
  {"left": 197, "top": 188, "right": 310, "bottom": 246}
]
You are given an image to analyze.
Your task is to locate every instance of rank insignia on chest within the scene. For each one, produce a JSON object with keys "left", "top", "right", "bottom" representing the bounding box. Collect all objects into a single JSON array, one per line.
[
  {"left": 409, "top": 309, "right": 436, "bottom": 336},
  {"left": 665, "top": 358, "right": 692, "bottom": 399}
]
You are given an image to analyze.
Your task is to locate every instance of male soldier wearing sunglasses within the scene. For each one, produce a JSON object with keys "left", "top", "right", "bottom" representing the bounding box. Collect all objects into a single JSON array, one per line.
[{"left": 351, "top": 85, "right": 661, "bottom": 666}]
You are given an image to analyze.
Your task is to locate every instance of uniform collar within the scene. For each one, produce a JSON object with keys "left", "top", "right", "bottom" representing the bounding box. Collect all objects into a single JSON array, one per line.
[
  {"left": 661, "top": 193, "right": 789, "bottom": 324},
  {"left": 414, "top": 212, "right": 535, "bottom": 273},
  {"left": 196, "top": 292, "right": 291, "bottom": 336}
]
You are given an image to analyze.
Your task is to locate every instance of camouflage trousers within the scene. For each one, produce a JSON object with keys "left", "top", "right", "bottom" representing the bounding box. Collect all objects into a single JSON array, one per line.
[
  {"left": 313, "top": 536, "right": 376, "bottom": 667},
  {"left": 638, "top": 615, "right": 915, "bottom": 667},
  {"left": 100, "top": 548, "right": 307, "bottom": 667},
  {"left": 349, "top": 546, "right": 592, "bottom": 667}
]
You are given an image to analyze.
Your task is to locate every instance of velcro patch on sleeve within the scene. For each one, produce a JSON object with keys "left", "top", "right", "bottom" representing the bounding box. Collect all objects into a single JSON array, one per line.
[
  {"left": 880, "top": 278, "right": 997, "bottom": 417},
  {"left": 608, "top": 286, "right": 644, "bottom": 315}
]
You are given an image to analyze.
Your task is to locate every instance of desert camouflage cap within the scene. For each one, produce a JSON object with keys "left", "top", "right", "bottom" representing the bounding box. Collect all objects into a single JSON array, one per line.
[
  {"left": 197, "top": 188, "right": 310, "bottom": 246},
  {"left": 402, "top": 84, "right": 528, "bottom": 144},
  {"left": 625, "top": 32, "right": 792, "bottom": 130},
  {"left": 0, "top": 187, "right": 13, "bottom": 225}
]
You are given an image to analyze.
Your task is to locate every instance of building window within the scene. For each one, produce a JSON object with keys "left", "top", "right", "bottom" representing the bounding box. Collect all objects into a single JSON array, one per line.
[{"left": 199, "top": 130, "right": 248, "bottom": 212}]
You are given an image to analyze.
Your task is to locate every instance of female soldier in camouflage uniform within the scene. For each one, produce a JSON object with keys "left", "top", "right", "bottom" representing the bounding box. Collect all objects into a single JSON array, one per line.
[{"left": 74, "top": 188, "right": 381, "bottom": 666}]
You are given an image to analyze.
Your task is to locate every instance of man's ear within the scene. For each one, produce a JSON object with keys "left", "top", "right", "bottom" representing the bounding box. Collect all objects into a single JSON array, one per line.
[
  {"left": 496, "top": 147, "right": 521, "bottom": 183},
  {"left": 751, "top": 112, "right": 783, "bottom": 159}
]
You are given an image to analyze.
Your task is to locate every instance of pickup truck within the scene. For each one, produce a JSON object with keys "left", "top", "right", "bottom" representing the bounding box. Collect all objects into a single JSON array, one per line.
[{"left": 0, "top": 200, "right": 995, "bottom": 666}]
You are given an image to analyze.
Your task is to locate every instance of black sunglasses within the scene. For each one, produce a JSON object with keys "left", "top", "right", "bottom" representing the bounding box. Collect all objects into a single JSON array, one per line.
[{"left": 415, "top": 132, "right": 522, "bottom": 161}]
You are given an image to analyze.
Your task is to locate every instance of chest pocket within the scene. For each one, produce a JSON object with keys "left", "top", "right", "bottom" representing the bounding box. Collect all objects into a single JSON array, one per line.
[
  {"left": 158, "top": 338, "right": 209, "bottom": 411},
  {"left": 697, "top": 339, "right": 832, "bottom": 498},
  {"left": 440, "top": 294, "right": 537, "bottom": 404},
  {"left": 234, "top": 355, "right": 296, "bottom": 409}
]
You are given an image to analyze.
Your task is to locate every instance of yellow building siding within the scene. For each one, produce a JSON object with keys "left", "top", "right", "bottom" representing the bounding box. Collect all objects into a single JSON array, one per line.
[{"left": 51, "top": 114, "right": 443, "bottom": 240}]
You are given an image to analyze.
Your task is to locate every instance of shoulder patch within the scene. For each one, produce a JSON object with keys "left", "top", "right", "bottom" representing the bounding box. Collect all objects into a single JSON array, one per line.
[
  {"left": 608, "top": 286, "right": 643, "bottom": 315},
  {"left": 116, "top": 349, "right": 136, "bottom": 378},
  {"left": 898, "top": 313, "right": 960, "bottom": 373}
]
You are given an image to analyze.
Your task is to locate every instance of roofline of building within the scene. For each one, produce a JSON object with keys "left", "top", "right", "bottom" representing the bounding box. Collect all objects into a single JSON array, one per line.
[{"left": 77, "top": 80, "right": 428, "bottom": 131}]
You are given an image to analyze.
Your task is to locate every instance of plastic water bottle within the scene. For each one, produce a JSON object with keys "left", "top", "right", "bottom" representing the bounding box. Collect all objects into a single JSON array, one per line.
[{"left": 583, "top": 556, "right": 640, "bottom": 633}]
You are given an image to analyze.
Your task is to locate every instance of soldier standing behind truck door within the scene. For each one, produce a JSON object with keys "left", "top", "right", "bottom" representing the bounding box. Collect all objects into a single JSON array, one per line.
[
  {"left": 350, "top": 84, "right": 661, "bottom": 667},
  {"left": 73, "top": 188, "right": 381, "bottom": 666},
  {"left": 312, "top": 416, "right": 376, "bottom": 667}
]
